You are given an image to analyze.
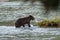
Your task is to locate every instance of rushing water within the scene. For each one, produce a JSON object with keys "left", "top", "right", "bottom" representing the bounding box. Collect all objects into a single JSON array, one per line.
[
  {"left": 0, "top": 1, "right": 60, "bottom": 40},
  {"left": 0, "top": 26, "right": 60, "bottom": 40}
]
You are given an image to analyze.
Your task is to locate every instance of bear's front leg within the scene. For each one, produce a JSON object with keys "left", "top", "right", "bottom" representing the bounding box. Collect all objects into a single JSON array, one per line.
[{"left": 28, "top": 22, "right": 31, "bottom": 27}]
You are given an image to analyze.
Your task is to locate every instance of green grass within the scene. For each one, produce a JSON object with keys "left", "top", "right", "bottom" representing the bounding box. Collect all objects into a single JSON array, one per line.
[{"left": 37, "top": 18, "right": 60, "bottom": 27}]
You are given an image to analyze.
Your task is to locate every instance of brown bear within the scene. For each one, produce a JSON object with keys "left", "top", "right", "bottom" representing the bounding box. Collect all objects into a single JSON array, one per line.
[{"left": 15, "top": 15, "right": 35, "bottom": 28}]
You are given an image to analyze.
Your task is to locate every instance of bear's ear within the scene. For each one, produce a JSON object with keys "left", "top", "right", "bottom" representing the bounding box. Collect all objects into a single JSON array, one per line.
[{"left": 29, "top": 15, "right": 32, "bottom": 17}]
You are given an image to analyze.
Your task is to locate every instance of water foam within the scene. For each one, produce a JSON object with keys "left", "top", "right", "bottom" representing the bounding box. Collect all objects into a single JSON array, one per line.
[{"left": 0, "top": 25, "right": 60, "bottom": 36}]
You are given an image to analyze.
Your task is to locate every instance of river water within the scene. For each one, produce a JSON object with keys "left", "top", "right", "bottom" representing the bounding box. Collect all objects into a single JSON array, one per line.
[{"left": 0, "top": 1, "right": 60, "bottom": 40}]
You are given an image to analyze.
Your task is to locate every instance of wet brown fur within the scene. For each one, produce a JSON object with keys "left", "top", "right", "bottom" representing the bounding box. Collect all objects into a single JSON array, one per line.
[{"left": 15, "top": 15, "right": 35, "bottom": 28}]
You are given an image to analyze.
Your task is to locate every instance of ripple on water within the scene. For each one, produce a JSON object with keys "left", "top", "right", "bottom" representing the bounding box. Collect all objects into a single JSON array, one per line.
[
  {"left": 0, "top": 25, "right": 60, "bottom": 40},
  {"left": 0, "top": 25, "right": 60, "bottom": 35}
]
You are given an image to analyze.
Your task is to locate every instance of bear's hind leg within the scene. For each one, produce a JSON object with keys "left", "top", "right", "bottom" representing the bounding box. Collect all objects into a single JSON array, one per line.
[
  {"left": 28, "top": 23, "right": 31, "bottom": 27},
  {"left": 23, "top": 25, "right": 25, "bottom": 27},
  {"left": 15, "top": 26, "right": 20, "bottom": 28}
]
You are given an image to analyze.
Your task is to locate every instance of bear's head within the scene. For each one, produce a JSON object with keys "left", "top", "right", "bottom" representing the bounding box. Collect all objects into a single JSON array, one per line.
[{"left": 29, "top": 15, "right": 35, "bottom": 20}]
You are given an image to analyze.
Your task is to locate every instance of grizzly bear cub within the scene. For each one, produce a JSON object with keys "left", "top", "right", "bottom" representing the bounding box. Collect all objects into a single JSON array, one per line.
[{"left": 15, "top": 15, "right": 35, "bottom": 28}]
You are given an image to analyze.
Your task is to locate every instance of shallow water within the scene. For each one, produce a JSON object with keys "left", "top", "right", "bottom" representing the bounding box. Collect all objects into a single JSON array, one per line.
[
  {"left": 0, "top": 25, "right": 60, "bottom": 40},
  {"left": 0, "top": 1, "right": 60, "bottom": 40}
]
